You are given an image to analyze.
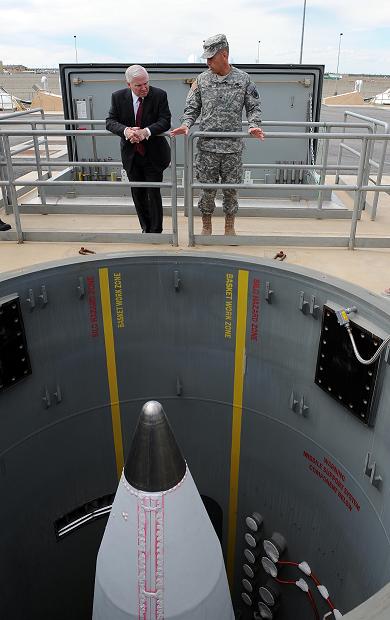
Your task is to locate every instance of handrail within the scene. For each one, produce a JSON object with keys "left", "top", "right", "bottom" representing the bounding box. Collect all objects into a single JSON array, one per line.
[
  {"left": 191, "top": 131, "right": 387, "bottom": 140},
  {"left": 0, "top": 108, "right": 52, "bottom": 178},
  {"left": 337, "top": 111, "right": 389, "bottom": 220},
  {"left": 343, "top": 111, "right": 388, "bottom": 128},
  {"left": 0, "top": 107, "right": 45, "bottom": 120},
  {"left": 2, "top": 121, "right": 390, "bottom": 251},
  {"left": 187, "top": 130, "right": 390, "bottom": 250},
  {"left": 0, "top": 129, "right": 178, "bottom": 247},
  {"left": 2, "top": 129, "right": 385, "bottom": 139},
  {"left": 0, "top": 118, "right": 372, "bottom": 129},
  {"left": 0, "top": 117, "right": 371, "bottom": 195},
  {"left": 0, "top": 108, "right": 46, "bottom": 208},
  {"left": 0, "top": 160, "right": 361, "bottom": 172}
]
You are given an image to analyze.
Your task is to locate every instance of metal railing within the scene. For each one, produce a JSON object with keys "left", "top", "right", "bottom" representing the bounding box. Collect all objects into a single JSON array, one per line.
[
  {"left": 186, "top": 130, "right": 390, "bottom": 250},
  {"left": 1, "top": 116, "right": 390, "bottom": 250},
  {"left": 0, "top": 125, "right": 178, "bottom": 246},
  {"left": 183, "top": 119, "right": 375, "bottom": 218},
  {"left": 0, "top": 116, "right": 376, "bottom": 212},
  {"left": 336, "top": 111, "right": 389, "bottom": 220},
  {"left": 0, "top": 108, "right": 51, "bottom": 210}
]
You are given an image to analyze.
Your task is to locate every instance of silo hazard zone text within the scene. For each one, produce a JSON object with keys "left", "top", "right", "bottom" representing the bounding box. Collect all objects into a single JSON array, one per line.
[{"left": 225, "top": 273, "right": 234, "bottom": 338}]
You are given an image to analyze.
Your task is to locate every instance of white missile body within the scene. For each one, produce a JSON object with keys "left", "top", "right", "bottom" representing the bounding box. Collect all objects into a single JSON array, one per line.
[{"left": 93, "top": 401, "right": 234, "bottom": 619}]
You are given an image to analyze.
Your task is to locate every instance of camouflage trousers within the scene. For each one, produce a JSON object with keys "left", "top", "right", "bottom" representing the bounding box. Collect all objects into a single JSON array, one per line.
[{"left": 195, "top": 150, "right": 243, "bottom": 215}]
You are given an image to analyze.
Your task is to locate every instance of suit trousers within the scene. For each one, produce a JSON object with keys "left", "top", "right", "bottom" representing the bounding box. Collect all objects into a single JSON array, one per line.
[{"left": 127, "top": 153, "right": 163, "bottom": 233}]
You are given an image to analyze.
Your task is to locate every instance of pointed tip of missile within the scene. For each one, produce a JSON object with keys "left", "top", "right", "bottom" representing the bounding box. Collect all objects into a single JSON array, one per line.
[{"left": 124, "top": 400, "right": 186, "bottom": 492}]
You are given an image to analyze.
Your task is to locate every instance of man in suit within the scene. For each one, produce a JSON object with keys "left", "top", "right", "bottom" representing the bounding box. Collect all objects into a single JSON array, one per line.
[{"left": 106, "top": 65, "right": 171, "bottom": 233}]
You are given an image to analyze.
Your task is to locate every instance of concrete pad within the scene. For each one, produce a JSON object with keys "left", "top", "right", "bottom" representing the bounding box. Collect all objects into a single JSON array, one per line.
[
  {"left": 1, "top": 180, "right": 390, "bottom": 298},
  {"left": 324, "top": 91, "right": 365, "bottom": 105},
  {"left": 30, "top": 91, "right": 63, "bottom": 112}
]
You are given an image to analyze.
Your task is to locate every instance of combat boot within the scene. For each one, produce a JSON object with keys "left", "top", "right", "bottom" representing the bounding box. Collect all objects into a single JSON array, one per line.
[
  {"left": 224, "top": 214, "right": 236, "bottom": 236},
  {"left": 201, "top": 214, "right": 212, "bottom": 235}
]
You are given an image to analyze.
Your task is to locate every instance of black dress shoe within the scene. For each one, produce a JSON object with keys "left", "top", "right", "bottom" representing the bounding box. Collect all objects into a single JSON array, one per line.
[{"left": 0, "top": 219, "right": 11, "bottom": 231}]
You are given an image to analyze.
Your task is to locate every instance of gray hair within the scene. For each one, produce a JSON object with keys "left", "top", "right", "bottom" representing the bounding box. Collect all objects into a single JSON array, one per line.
[{"left": 125, "top": 65, "right": 149, "bottom": 84}]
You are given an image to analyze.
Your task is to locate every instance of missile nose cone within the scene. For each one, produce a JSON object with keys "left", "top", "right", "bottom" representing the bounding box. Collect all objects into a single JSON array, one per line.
[
  {"left": 124, "top": 400, "right": 186, "bottom": 492},
  {"left": 140, "top": 400, "right": 165, "bottom": 423}
]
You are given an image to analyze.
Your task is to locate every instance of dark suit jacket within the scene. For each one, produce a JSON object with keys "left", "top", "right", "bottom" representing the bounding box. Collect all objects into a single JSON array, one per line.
[{"left": 106, "top": 86, "right": 171, "bottom": 172}]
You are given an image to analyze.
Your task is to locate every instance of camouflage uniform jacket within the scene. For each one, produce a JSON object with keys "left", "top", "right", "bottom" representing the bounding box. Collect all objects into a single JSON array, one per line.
[{"left": 181, "top": 66, "right": 262, "bottom": 153}]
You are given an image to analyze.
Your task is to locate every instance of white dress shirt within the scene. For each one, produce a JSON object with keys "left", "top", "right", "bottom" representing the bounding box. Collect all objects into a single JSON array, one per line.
[{"left": 124, "top": 92, "right": 151, "bottom": 139}]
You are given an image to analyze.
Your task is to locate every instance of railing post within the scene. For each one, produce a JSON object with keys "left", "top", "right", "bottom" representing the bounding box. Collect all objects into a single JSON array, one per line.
[
  {"left": 188, "top": 134, "right": 195, "bottom": 247},
  {"left": 183, "top": 132, "right": 188, "bottom": 217},
  {"left": 32, "top": 122, "right": 47, "bottom": 209},
  {"left": 317, "top": 135, "right": 329, "bottom": 213},
  {"left": 2, "top": 135, "right": 24, "bottom": 243},
  {"left": 335, "top": 113, "right": 347, "bottom": 185},
  {"left": 88, "top": 97, "right": 99, "bottom": 162},
  {"left": 170, "top": 135, "right": 178, "bottom": 247},
  {"left": 359, "top": 123, "right": 374, "bottom": 214},
  {"left": 349, "top": 137, "right": 368, "bottom": 250},
  {"left": 371, "top": 123, "right": 389, "bottom": 221},
  {"left": 0, "top": 134, "right": 10, "bottom": 212},
  {"left": 40, "top": 109, "right": 52, "bottom": 179}
]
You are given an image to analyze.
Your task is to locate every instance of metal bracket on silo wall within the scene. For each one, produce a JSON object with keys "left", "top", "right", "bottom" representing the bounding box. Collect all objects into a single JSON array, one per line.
[
  {"left": 265, "top": 281, "right": 273, "bottom": 304},
  {"left": 299, "top": 291, "right": 320, "bottom": 318},
  {"left": 173, "top": 270, "right": 181, "bottom": 291},
  {"left": 25, "top": 285, "right": 49, "bottom": 310}
]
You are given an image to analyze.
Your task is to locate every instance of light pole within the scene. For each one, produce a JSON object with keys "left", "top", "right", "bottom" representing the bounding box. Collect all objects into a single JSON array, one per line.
[
  {"left": 334, "top": 32, "right": 343, "bottom": 95},
  {"left": 336, "top": 32, "right": 343, "bottom": 77},
  {"left": 299, "top": 0, "right": 307, "bottom": 64},
  {"left": 257, "top": 40, "right": 261, "bottom": 64},
  {"left": 74, "top": 35, "right": 78, "bottom": 63}
]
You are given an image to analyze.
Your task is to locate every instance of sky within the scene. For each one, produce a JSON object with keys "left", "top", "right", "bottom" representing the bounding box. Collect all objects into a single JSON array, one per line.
[{"left": 0, "top": 0, "right": 389, "bottom": 75}]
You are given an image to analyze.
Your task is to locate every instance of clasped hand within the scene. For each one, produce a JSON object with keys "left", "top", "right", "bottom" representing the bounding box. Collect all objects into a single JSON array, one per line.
[{"left": 125, "top": 127, "right": 148, "bottom": 143}]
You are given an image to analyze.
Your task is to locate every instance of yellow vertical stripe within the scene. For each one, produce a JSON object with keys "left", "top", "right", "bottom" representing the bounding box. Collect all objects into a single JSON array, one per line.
[
  {"left": 99, "top": 268, "right": 124, "bottom": 479},
  {"left": 227, "top": 269, "right": 249, "bottom": 586}
]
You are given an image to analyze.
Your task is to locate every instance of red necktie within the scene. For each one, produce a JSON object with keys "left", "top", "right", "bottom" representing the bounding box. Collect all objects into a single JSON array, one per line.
[{"left": 134, "top": 97, "right": 145, "bottom": 156}]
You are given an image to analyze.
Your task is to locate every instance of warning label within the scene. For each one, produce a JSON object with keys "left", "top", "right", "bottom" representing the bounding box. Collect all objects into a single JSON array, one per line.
[
  {"left": 303, "top": 451, "right": 360, "bottom": 513},
  {"left": 87, "top": 276, "right": 99, "bottom": 338},
  {"left": 225, "top": 273, "right": 234, "bottom": 339},
  {"left": 113, "top": 272, "right": 125, "bottom": 329},
  {"left": 250, "top": 278, "right": 260, "bottom": 342}
]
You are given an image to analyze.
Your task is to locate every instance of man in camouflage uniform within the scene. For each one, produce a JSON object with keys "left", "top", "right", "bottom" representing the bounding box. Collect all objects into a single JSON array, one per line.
[{"left": 171, "top": 33, "right": 264, "bottom": 235}]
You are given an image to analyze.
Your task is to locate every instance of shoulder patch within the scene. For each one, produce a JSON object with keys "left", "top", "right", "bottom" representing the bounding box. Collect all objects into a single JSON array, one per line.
[
  {"left": 190, "top": 79, "right": 198, "bottom": 92},
  {"left": 248, "top": 83, "right": 259, "bottom": 99}
]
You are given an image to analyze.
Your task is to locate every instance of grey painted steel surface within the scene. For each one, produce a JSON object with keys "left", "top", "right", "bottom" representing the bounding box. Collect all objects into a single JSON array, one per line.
[
  {"left": 58, "top": 63, "right": 324, "bottom": 200},
  {"left": 59, "top": 63, "right": 323, "bottom": 171},
  {"left": 1, "top": 252, "right": 390, "bottom": 619}
]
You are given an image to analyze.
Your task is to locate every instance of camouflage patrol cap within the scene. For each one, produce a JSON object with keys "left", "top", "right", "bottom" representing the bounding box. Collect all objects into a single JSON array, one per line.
[{"left": 201, "top": 33, "right": 229, "bottom": 59}]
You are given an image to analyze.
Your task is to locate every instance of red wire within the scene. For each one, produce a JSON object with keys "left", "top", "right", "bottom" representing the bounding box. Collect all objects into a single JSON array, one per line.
[
  {"left": 311, "top": 571, "right": 335, "bottom": 609},
  {"left": 276, "top": 576, "right": 320, "bottom": 620},
  {"left": 278, "top": 560, "right": 299, "bottom": 567},
  {"left": 279, "top": 561, "right": 337, "bottom": 611},
  {"left": 307, "top": 589, "right": 320, "bottom": 620},
  {"left": 275, "top": 577, "right": 295, "bottom": 585},
  {"left": 311, "top": 572, "right": 320, "bottom": 585}
]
